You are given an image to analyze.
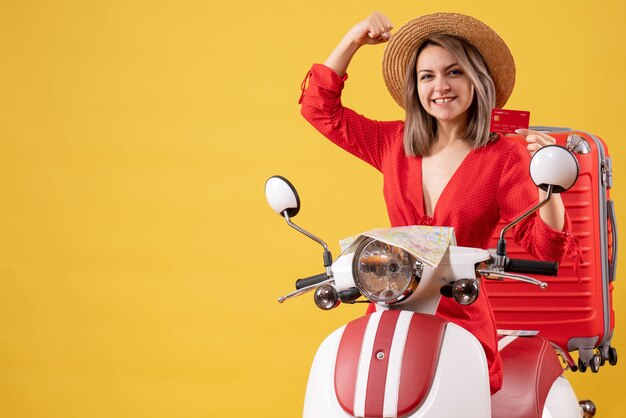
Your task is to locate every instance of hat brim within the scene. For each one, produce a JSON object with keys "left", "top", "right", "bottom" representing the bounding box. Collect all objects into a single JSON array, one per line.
[{"left": 382, "top": 13, "right": 515, "bottom": 109}]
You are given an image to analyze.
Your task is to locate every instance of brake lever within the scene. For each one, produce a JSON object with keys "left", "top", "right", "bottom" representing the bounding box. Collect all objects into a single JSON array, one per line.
[
  {"left": 477, "top": 268, "right": 548, "bottom": 289},
  {"left": 277, "top": 278, "right": 335, "bottom": 303}
]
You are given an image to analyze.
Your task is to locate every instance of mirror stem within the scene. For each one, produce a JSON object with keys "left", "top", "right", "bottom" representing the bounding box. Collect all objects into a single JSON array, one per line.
[
  {"left": 496, "top": 185, "right": 554, "bottom": 267},
  {"left": 283, "top": 212, "right": 334, "bottom": 277}
]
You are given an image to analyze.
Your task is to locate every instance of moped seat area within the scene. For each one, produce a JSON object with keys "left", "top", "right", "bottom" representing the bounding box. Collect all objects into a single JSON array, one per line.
[{"left": 491, "top": 335, "right": 564, "bottom": 418}]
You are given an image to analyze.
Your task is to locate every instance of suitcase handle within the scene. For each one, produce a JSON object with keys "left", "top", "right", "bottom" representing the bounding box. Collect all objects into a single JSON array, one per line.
[
  {"left": 529, "top": 125, "right": 572, "bottom": 133},
  {"left": 608, "top": 200, "right": 618, "bottom": 282}
]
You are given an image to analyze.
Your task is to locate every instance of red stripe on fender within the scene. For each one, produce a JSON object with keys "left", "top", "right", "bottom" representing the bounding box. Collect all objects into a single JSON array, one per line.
[
  {"left": 335, "top": 314, "right": 370, "bottom": 415},
  {"left": 397, "top": 313, "right": 447, "bottom": 416},
  {"left": 364, "top": 310, "right": 401, "bottom": 417}
]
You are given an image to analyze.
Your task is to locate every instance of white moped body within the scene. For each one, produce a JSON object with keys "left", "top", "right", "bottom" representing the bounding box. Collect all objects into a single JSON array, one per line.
[
  {"left": 303, "top": 246, "right": 582, "bottom": 418},
  {"left": 265, "top": 147, "right": 590, "bottom": 418}
]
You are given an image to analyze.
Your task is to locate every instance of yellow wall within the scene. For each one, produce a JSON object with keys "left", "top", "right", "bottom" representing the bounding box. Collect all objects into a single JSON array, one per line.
[{"left": 0, "top": 0, "right": 624, "bottom": 416}]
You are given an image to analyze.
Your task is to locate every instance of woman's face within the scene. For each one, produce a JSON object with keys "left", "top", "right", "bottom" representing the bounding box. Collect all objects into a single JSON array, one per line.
[{"left": 416, "top": 44, "right": 474, "bottom": 126}]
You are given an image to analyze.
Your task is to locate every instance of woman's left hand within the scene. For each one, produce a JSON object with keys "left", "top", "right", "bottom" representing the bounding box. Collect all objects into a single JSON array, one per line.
[{"left": 515, "top": 128, "right": 556, "bottom": 155}]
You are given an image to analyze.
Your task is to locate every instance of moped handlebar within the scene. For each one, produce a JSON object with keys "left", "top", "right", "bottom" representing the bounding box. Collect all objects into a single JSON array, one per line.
[
  {"left": 295, "top": 273, "right": 329, "bottom": 290},
  {"left": 505, "top": 258, "right": 558, "bottom": 276}
]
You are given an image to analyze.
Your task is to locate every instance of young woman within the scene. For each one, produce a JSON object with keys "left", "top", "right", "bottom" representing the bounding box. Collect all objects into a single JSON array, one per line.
[{"left": 299, "top": 12, "right": 578, "bottom": 394}]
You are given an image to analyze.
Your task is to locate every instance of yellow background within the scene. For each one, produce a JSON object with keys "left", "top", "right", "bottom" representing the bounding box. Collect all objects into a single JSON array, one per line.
[{"left": 0, "top": 0, "right": 624, "bottom": 417}]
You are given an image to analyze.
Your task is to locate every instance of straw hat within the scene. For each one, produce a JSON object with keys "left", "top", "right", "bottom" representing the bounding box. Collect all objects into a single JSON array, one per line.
[{"left": 382, "top": 12, "right": 515, "bottom": 109}]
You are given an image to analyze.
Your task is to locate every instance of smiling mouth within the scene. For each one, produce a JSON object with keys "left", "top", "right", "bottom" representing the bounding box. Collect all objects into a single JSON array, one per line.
[{"left": 433, "top": 97, "right": 456, "bottom": 104}]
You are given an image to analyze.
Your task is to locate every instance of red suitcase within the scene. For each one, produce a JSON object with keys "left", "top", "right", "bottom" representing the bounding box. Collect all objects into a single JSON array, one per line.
[{"left": 484, "top": 127, "right": 617, "bottom": 372}]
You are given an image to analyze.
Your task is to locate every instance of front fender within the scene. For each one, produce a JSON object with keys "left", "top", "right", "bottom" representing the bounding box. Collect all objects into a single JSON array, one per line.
[{"left": 303, "top": 310, "right": 491, "bottom": 418}]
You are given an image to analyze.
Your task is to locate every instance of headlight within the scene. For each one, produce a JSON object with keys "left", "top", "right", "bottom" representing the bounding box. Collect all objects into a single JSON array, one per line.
[{"left": 353, "top": 238, "right": 421, "bottom": 304}]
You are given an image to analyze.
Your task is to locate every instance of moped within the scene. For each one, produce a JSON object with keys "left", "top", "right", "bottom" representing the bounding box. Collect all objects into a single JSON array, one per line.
[{"left": 265, "top": 145, "right": 595, "bottom": 418}]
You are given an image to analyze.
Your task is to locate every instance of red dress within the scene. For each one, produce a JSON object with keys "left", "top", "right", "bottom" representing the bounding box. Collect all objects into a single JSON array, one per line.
[{"left": 299, "top": 64, "right": 575, "bottom": 394}]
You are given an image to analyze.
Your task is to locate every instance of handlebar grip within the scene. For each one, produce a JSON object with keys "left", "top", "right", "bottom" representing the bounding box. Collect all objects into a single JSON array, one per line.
[
  {"left": 505, "top": 258, "right": 558, "bottom": 276},
  {"left": 295, "top": 273, "right": 328, "bottom": 290}
]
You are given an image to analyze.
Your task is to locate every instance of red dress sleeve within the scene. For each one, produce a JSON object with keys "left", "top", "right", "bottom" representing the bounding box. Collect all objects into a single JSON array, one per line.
[{"left": 299, "top": 64, "right": 402, "bottom": 171}]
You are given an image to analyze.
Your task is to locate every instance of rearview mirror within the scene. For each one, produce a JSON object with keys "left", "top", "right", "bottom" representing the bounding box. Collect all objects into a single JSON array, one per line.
[
  {"left": 265, "top": 176, "right": 300, "bottom": 217},
  {"left": 530, "top": 145, "right": 579, "bottom": 193}
]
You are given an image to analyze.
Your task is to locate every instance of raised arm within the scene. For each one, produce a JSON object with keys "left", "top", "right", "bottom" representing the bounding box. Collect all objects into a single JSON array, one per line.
[
  {"left": 299, "top": 12, "right": 401, "bottom": 171},
  {"left": 324, "top": 11, "right": 394, "bottom": 77}
]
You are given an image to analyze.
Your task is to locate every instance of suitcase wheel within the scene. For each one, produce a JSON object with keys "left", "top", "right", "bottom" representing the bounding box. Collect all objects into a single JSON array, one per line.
[
  {"left": 608, "top": 346, "right": 618, "bottom": 366},
  {"left": 589, "top": 354, "right": 601, "bottom": 373},
  {"left": 599, "top": 346, "right": 619, "bottom": 367},
  {"left": 576, "top": 354, "right": 601, "bottom": 373}
]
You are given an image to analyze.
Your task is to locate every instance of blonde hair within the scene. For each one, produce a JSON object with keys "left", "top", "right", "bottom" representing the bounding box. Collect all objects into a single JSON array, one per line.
[{"left": 403, "top": 35, "right": 497, "bottom": 157}]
